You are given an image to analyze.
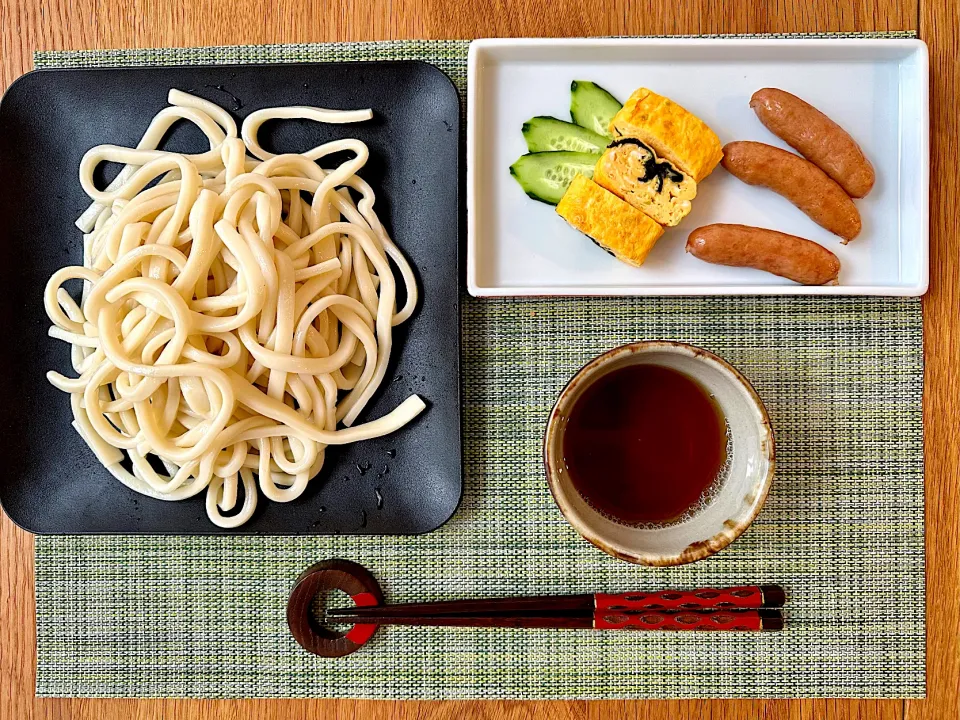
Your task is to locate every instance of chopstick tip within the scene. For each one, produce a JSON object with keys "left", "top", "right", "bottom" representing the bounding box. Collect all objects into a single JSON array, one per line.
[
  {"left": 760, "top": 584, "right": 786, "bottom": 608},
  {"left": 759, "top": 609, "right": 784, "bottom": 631}
]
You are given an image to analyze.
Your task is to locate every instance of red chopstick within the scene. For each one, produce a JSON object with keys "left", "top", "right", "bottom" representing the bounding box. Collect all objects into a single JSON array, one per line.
[
  {"left": 330, "top": 608, "right": 783, "bottom": 631},
  {"left": 327, "top": 584, "right": 785, "bottom": 632}
]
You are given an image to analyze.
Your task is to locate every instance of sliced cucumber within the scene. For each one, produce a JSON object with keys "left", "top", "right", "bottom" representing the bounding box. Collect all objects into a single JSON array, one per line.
[
  {"left": 522, "top": 116, "right": 609, "bottom": 153},
  {"left": 570, "top": 80, "right": 622, "bottom": 138},
  {"left": 509, "top": 151, "right": 600, "bottom": 205}
]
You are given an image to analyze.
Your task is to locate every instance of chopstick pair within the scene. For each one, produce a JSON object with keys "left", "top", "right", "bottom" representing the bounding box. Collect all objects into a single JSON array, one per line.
[{"left": 328, "top": 584, "right": 785, "bottom": 632}]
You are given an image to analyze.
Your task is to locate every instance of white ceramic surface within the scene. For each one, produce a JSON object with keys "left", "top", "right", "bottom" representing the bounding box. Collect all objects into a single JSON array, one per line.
[
  {"left": 543, "top": 342, "right": 774, "bottom": 566},
  {"left": 467, "top": 38, "right": 929, "bottom": 296}
]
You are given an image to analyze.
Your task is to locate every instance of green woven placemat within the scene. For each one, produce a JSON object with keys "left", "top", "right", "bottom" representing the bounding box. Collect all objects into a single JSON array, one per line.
[{"left": 33, "top": 35, "right": 924, "bottom": 699}]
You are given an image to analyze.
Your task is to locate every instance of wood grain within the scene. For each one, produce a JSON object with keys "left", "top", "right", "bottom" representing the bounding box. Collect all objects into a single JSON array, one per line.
[
  {"left": 907, "top": 0, "right": 960, "bottom": 718},
  {"left": 0, "top": 0, "right": 950, "bottom": 718}
]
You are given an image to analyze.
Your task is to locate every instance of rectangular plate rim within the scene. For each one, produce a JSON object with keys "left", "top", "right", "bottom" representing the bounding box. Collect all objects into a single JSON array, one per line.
[
  {"left": 0, "top": 59, "right": 464, "bottom": 536},
  {"left": 466, "top": 37, "right": 930, "bottom": 298}
]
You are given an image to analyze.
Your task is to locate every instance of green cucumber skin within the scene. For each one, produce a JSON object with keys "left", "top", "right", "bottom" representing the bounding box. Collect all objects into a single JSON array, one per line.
[
  {"left": 569, "top": 80, "right": 622, "bottom": 138},
  {"left": 509, "top": 151, "right": 600, "bottom": 205},
  {"left": 521, "top": 116, "right": 609, "bottom": 153}
]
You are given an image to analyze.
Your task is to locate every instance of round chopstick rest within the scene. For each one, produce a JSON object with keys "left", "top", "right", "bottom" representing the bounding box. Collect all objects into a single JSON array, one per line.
[{"left": 287, "top": 559, "right": 384, "bottom": 657}]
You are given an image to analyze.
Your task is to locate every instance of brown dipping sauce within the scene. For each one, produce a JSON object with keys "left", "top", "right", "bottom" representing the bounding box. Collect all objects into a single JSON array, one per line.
[{"left": 562, "top": 363, "right": 728, "bottom": 526}]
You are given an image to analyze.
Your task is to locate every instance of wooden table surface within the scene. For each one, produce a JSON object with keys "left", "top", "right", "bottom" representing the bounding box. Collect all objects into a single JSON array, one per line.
[{"left": 0, "top": 1, "right": 956, "bottom": 718}]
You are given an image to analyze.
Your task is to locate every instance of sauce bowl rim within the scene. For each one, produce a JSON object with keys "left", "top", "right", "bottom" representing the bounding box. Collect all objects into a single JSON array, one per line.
[{"left": 543, "top": 340, "right": 776, "bottom": 567}]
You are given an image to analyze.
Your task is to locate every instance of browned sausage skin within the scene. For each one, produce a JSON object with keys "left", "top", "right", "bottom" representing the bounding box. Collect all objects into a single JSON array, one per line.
[
  {"left": 686, "top": 224, "right": 840, "bottom": 286},
  {"left": 750, "top": 88, "right": 875, "bottom": 198},
  {"left": 721, "top": 141, "right": 861, "bottom": 243}
]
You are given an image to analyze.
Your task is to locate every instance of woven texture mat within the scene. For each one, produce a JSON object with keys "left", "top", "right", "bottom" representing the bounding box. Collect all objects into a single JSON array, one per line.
[{"left": 33, "top": 35, "right": 924, "bottom": 699}]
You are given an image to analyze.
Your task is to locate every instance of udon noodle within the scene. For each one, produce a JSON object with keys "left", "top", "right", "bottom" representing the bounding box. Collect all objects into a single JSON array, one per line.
[{"left": 43, "top": 89, "right": 424, "bottom": 528}]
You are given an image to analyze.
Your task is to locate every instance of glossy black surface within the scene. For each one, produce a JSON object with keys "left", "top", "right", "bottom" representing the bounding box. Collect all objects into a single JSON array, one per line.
[{"left": 0, "top": 61, "right": 462, "bottom": 534}]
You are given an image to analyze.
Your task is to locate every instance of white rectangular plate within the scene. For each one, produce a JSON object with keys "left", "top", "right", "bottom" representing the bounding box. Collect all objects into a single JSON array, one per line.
[{"left": 467, "top": 38, "right": 929, "bottom": 296}]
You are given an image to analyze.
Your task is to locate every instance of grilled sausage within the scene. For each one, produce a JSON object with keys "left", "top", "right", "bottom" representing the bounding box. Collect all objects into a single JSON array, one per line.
[
  {"left": 721, "top": 141, "right": 861, "bottom": 243},
  {"left": 750, "top": 88, "right": 875, "bottom": 198},
  {"left": 686, "top": 224, "right": 840, "bottom": 285}
]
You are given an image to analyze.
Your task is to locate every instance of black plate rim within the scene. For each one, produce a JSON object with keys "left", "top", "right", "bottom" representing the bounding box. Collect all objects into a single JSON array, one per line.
[
  {"left": 0, "top": 59, "right": 463, "bottom": 536},
  {"left": 0, "top": 58, "right": 462, "bottom": 110}
]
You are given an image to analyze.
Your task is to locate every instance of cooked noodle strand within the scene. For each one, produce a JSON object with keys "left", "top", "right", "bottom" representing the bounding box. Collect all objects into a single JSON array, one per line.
[{"left": 45, "top": 90, "right": 422, "bottom": 528}]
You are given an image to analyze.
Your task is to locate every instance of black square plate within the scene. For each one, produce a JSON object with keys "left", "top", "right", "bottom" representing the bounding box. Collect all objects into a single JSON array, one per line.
[{"left": 0, "top": 61, "right": 461, "bottom": 534}]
